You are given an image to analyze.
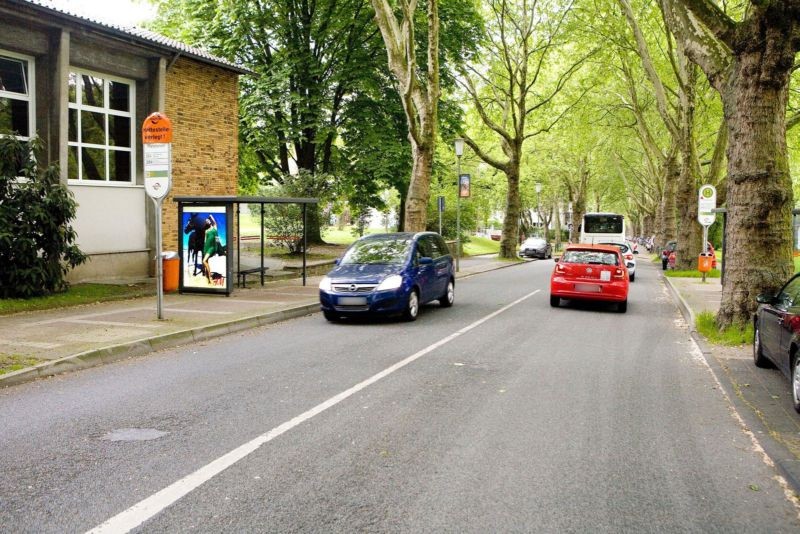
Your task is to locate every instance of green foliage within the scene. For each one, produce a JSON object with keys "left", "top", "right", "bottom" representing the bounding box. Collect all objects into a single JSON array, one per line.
[
  {"left": 696, "top": 311, "right": 753, "bottom": 346},
  {"left": 0, "top": 137, "right": 86, "bottom": 298},
  {"left": 255, "top": 171, "right": 326, "bottom": 254},
  {"left": 425, "top": 192, "right": 477, "bottom": 242}
]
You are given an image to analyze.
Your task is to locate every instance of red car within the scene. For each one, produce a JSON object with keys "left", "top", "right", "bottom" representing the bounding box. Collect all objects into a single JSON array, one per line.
[{"left": 550, "top": 244, "right": 630, "bottom": 313}]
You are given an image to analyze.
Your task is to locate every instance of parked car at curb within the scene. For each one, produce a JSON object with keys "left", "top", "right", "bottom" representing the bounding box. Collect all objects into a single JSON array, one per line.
[
  {"left": 519, "top": 237, "right": 552, "bottom": 259},
  {"left": 753, "top": 273, "right": 800, "bottom": 413},
  {"left": 600, "top": 241, "right": 636, "bottom": 282},
  {"left": 319, "top": 232, "right": 455, "bottom": 322},
  {"left": 550, "top": 244, "right": 630, "bottom": 313}
]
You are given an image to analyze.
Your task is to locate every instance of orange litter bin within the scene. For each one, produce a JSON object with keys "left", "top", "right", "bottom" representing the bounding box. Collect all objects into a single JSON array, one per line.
[
  {"left": 698, "top": 254, "right": 713, "bottom": 273},
  {"left": 162, "top": 251, "right": 179, "bottom": 292}
]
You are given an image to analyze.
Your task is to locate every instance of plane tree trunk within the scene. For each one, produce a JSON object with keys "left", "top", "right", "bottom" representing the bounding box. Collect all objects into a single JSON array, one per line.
[{"left": 662, "top": 0, "right": 798, "bottom": 327}]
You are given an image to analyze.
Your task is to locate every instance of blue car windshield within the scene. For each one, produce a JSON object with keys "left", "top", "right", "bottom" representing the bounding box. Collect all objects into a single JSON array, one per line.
[{"left": 340, "top": 237, "right": 412, "bottom": 265}]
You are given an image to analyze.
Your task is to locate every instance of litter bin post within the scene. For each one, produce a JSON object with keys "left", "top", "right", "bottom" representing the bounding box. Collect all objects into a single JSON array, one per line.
[{"left": 162, "top": 251, "right": 179, "bottom": 293}]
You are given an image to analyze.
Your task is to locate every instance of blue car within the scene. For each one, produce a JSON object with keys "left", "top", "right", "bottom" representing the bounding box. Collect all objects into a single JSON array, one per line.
[{"left": 319, "top": 232, "right": 455, "bottom": 321}]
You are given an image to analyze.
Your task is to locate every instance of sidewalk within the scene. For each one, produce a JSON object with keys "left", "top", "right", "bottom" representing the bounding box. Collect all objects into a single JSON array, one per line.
[
  {"left": 662, "top": 270, "right": 800, "bottom": 492},
  {"left": 0, "top": 254, "right": 518, "bottom": 388}
]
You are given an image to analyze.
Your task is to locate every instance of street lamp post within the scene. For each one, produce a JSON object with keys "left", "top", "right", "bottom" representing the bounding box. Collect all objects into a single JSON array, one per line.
[
  {"left": 454, "top": 138, "right": 464, "bottom": 272},
  {"left": 535, "top": 182, "right": 542, "bottom": 238}
]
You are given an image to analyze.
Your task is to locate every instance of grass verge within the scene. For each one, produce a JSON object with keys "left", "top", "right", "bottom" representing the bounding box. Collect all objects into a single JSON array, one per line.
[
  {"left": 665, "top": 269, "right": 721, "bottom": 278},
  {"left": 696, "top": 311, "right": 754, "bottom": 346},
  {"left": 0, "top": 283, "right": 151, "bottom": 316},
  {"left": 0, "top": 354, "right": 44, "bottom": 375},
  {"left": 464, "top": 236, "right": 501, "bottom": 256}
]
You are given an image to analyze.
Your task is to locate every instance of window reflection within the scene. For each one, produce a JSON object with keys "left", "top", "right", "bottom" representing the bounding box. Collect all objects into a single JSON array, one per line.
[
  {"left": 80, "top": 111, "right": 106, "bottom": 146},
  {"left": 82, "top": 147, "right": 106, "bottom": 180},
  {"left": 68, "top": 70, "right": 133, "bottom": 182},
  {"left": 341, "top": 238, "right": 411, "bottom": 265},
  {"left": 109, "top": 81, "right": 129, "bottom": 112},
  {"left": 109, "top": 150, "right": 130, "bottom": 182},
  {"left": 108, "top": 115, "right": 130, "bottom": 147},
  {"left": 0, "top": 97, "right": 29, "bottom": 136},
  {"left": 82, "top": 74, "right": 104, "bottom": 107},
  {"left": 68, "top": 146, "right": 79, "bottom": 180},
  {"left": 0, "top": 57, "right": 26, "bottom": 94},
  {"left": 68, "top": 72, "right": 78, "bottom": 103}
]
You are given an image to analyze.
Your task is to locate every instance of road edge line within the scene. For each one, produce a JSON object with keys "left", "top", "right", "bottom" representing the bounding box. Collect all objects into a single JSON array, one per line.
[{"left": 662, "top": 274, "right": 800, "bottom": 498}]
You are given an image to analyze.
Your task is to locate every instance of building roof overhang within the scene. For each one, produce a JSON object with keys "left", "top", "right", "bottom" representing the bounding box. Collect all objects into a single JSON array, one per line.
[{"left": 4, "top": 0, "right": 252, "bottom": 75}]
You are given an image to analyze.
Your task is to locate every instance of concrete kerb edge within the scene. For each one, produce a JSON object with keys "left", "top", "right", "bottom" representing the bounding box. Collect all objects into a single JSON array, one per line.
[
  {"left": 0, "top": 302, "right": 320, "bottom": 389},
  {"left": 457, "top": 258, "right": 526, "bottom": 280},
  {"left": 661, "top": 273, "right": 800, "bottom": 494}
]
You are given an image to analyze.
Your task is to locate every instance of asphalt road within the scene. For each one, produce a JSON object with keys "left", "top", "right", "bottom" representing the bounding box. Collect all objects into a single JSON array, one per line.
[{"left": 2, "top": 260, "right": 799, "bottom": 532}]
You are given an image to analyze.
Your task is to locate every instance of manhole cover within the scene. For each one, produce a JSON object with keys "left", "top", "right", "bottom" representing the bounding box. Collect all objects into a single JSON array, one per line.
[{"left": 99, "top": 428, "right": 168, "bottom": 442}]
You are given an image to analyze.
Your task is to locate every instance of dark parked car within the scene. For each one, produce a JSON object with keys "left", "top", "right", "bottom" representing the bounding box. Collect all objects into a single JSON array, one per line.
[
  {"left": 519, "top": 237, "right": 552, "bottom": 259},
  {"left": 319, "top": 232, "right": 455, "bottom": 322},
  {"left": 753, "top": 274, "right": 800, "bottom": 413}
]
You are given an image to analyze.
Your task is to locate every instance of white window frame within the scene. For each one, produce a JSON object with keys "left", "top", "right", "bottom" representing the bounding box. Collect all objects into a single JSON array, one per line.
[
  {"left": 67, "top": 68, "right": 136, "bottom": 185},
  {"left": 0, "top": 49, "right": 35, "bottom": 141}
]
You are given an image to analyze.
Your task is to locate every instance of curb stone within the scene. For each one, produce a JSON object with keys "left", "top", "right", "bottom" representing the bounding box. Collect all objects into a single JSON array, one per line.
[{"left": 661, "top": 274, "right": 800, "bottom": 494}]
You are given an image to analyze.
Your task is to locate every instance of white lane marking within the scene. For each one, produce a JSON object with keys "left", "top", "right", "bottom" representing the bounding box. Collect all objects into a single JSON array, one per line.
[
  {"left": 0, "top": 339, "right": 61, "bottom": 349},
  {"left": 87, "top": 289, "right": 541, "bottom": 534},
  {"left": 66, "top": 320, "right": 162, "bottom": 329}
]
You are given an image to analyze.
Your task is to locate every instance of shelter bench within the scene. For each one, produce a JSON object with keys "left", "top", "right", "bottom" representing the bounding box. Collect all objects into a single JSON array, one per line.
[{"left": 237, "top": 266, "right": 269, "bottom": 288}]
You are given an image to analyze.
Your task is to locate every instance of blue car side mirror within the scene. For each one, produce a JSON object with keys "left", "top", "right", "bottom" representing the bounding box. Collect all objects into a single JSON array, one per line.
[
  {"left": 334, "top": 258, "right": 341, "bottom": 266},
  {"left": 419, "top": 257, "right": 433, "bottom": 265}
]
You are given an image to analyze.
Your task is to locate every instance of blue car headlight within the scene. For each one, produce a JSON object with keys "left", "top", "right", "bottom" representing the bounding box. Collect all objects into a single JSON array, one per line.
[
  {"left": 319, "top": 276, "right": 332, "bottom": 291},
  {"left": 376, "top": 274, "right": 403, "bottom": 291}
]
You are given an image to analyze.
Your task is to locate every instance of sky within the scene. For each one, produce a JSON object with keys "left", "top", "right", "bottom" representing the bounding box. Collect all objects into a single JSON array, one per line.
[{"left": 47, "top": 0, "right": 157, "bottom": 27}]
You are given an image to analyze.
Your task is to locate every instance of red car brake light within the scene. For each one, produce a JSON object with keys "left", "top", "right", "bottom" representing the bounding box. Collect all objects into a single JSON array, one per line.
[
  {"left": 556, "top": 264, "right": 566, "bottom": 274},
  {"left": 613, "top": 268, "right": 625, "bottom": 279},
  {"left": 786, "top": 314, "right": 800, "bottom": 333}
]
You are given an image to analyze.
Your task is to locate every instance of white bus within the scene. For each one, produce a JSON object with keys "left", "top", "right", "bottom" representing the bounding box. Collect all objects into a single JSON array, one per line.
[{"left": 580, "top": 212, "right": 626, "bottom": 245}]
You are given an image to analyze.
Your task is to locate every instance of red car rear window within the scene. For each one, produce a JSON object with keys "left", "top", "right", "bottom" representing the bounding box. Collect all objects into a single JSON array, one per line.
[{"left": 561, "top": 250, "right": 619, "bottom": 266}]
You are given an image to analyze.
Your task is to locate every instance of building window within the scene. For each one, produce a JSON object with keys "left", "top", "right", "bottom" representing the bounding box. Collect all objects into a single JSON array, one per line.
[
  {"left": 68, "top": 69, "right": 135, "bottom": 183},
  {"left": 0, "top": 50, "right": 34, "bottom": 140}
]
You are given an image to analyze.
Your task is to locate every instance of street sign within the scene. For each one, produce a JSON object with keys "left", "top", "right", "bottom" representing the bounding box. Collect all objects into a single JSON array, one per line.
[
  {"left": 142, "top": 112, "right": 173, "bottom": 144},
  {"left": 459, "top": 174, "right": 471, "bottom": 198},
  {"left": 438, "top": 196, "right": 445, "bottom": 212},
  {"left": 141, "top": 112, "right": 174, "bottom": 320},
  {"left": 698, "top": 184, "right": 717, "bottom": 226},
  {"left": 143, "top": 143, "right": 171, "bottom": 199}
]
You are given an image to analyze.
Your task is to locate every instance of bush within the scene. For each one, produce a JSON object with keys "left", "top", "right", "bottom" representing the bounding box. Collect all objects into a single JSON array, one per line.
[{"left": 0, "top": 136, "right": 86, "bottom": 297}]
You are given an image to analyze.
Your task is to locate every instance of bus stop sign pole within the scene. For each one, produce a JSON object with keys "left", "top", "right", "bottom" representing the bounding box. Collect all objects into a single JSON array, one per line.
[{"left": 142, "top": 112, "right": 174, "bottom": 319}]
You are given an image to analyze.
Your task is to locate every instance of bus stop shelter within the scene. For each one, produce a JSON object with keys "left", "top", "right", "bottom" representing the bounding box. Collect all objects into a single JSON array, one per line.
[{"left": 173, "top": 196, "right": 319, "bottom": 295}]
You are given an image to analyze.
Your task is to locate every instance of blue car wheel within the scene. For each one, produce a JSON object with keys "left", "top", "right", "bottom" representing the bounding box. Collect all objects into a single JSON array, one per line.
[{"left": 403, "top": 289, "right": 419, "bottom": 321}]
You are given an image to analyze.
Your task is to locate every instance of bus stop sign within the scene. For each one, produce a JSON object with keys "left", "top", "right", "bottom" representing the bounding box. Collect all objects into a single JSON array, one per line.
[{"left": 698, "top": 184, "right": 716, "bottom": 226}]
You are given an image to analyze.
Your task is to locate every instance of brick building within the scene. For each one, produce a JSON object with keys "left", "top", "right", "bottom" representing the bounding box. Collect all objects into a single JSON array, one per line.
[{"left": 0, "top": 0, "right": 246, "bottom": 280}]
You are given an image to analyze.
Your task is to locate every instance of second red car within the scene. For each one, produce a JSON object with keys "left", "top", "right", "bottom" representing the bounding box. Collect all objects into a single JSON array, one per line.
[{"left": 550, "top": 244, "right": 630, "bottom": 313}]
